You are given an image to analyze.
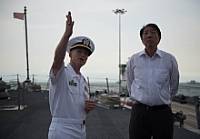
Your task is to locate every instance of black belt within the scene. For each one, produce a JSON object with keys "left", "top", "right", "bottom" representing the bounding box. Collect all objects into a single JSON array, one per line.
[{"left": 134, "top": 102, "right": 169, "bottom": 111}]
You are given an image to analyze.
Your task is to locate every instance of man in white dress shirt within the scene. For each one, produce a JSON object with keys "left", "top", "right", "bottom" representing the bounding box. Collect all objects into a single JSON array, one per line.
[
  {"left": 127, "top": 23, "right": 179, "bottom": 139},
  {"left": 48, "top": 11, "right": 96, "bottom": 139}
]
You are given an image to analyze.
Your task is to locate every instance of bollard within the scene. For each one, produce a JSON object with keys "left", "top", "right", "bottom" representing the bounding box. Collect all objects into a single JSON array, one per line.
[{"left": 173, "top": 111, "right": 186, "bottom": 128}]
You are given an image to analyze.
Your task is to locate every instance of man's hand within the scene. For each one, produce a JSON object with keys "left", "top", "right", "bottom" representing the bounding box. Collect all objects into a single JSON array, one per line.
[
  {"left": 85, "top": 99, "right": 96, "bottom": 113},
  {"left": 51, "top": 11, "right": 74, "bottom": 76},
  {"left": 64, "top": 11, "right": 74, "bottom": 38}
]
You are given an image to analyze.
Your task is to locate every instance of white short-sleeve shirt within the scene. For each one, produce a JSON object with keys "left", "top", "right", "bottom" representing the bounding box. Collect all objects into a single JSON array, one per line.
[{"left": 49, "top": 63, "right": 89, "bottom": 120}]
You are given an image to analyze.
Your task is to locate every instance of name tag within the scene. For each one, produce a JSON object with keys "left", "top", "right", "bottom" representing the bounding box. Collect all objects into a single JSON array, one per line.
[{"left": 69, "top": 80, "right": 77, "bottom": 86}]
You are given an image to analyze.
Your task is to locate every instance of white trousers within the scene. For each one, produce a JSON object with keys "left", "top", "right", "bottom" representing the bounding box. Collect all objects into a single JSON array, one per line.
[{"left": 48, "top": 118, "right": 86, "bottom": 139}]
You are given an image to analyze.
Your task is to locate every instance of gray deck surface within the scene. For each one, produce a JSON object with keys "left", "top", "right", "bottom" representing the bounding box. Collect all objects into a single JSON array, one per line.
[{"left": 0, "top": 91, "right": 199, "bottom": 139}]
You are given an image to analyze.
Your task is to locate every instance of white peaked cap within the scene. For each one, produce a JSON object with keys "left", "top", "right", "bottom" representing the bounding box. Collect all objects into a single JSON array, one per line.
[{"left": 67, "top": 36, "right": 95, "bottom": 56}]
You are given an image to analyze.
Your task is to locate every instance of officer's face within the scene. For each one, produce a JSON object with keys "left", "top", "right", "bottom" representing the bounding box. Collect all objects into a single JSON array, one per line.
[
  {"left": 142, "top": 26, "right": 160, "bottom": 48},
  {"left": 69, "top": 48, "right": 89, "bottom": 67}
]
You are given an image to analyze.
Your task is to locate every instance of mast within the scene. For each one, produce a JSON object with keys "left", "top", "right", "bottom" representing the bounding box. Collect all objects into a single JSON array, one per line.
[{"left": 24, "top": 6, "right": 30, "bottom": 81}]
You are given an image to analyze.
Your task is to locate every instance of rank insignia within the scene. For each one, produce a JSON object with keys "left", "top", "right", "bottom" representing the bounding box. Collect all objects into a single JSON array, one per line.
[{"left": 82, "top": 38, "right": 91, "bottom": 48}]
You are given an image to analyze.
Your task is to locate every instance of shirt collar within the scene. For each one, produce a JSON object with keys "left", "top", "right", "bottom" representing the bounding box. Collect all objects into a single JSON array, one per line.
[
  {"left": 156, "top": 49, "right": 162, "bottom": 57},
  {"left": 139, "top": 49, "right": 162, "bottom": 58},
  {"left": 138, "top": 50, "right": 146, "bottom": 57}
]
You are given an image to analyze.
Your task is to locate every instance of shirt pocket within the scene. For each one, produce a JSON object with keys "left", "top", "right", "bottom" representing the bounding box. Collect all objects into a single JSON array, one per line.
[
  {"left": 134, "top": 67, "right": 146, "bottom": 81},
  {"left": 155, "top": 69, "right": 169, "bottom": 84},
  {"left": 68, "top": 85, "right": 80, "bottom": 104},
  {"left": 68, "top": 85, "right": 79, "bottom": 95}
]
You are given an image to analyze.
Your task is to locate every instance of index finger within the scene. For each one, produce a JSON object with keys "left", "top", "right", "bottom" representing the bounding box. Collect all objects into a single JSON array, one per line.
[{"left": 66, "top": 11, "right": 72, "bottom": 25}]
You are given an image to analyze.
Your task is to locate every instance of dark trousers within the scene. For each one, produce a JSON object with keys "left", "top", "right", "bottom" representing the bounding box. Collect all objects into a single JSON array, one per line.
[{"left": 129, "top": 103, "right": 174, "bottom": 139}]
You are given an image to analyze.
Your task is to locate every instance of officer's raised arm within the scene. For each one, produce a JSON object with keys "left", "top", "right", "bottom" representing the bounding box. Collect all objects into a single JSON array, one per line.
[{"left": 51, "top": 11, "right": 74, "bottom": 76}]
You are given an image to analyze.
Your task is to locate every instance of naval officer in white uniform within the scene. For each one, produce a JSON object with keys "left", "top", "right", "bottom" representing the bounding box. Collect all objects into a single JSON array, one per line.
[{"left": 48, "top": 11, "right": 96, "bottom": 139}]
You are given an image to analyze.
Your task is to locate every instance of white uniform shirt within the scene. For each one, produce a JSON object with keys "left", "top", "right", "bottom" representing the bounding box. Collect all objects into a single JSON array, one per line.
[
  {"left": 127, "top": 49, "right": 179, "bottom": 106},
  {"left": 49, "top": 63, "right": 89, "bottom": 120}
]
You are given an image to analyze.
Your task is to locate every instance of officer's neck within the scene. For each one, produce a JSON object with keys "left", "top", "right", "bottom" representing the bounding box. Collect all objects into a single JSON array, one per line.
[{"left": 70, "top": 62, "right": 81, "bottom": 75}]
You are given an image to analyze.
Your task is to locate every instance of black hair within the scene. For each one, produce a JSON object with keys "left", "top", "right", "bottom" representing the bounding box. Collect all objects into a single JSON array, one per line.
[{"left": 140, "top": 23, "right": 161, "bottom": 40}]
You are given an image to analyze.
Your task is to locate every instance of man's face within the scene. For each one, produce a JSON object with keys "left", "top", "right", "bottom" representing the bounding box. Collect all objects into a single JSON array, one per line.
[
  {"left": 69, "top": 48, "right": 89, "bottom": 67},
  {"left": 142, "top": 26, "right": 160, "bottom": 48}
]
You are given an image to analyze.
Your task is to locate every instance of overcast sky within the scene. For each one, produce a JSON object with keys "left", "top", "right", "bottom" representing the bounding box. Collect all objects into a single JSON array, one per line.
[{"left": 0, "top": 0, "right": 200, "bottom": 82}]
